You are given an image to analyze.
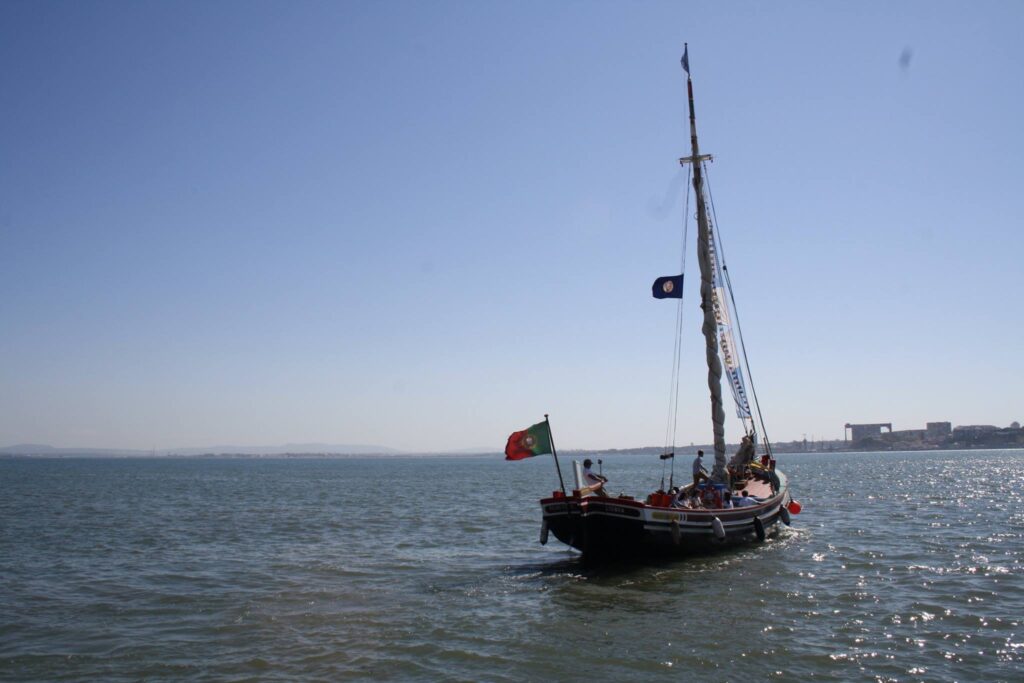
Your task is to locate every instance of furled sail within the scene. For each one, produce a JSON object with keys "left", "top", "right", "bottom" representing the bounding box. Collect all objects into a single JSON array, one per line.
[{"left": 684, "top": 49, "right": 728, "bottom": 478}]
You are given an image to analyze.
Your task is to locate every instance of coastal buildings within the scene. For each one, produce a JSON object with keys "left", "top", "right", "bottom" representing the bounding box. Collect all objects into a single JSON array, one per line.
[
  {"left": 843, "top": 420, "right": 1023, "bottom": 450},
  {"left": 844, "top": 423, "right": 892, "bottom": 442}
]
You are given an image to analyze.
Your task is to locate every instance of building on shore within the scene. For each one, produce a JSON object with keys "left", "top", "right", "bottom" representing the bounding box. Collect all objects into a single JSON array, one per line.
[
  {"left": 844, "top": 423, "right": 892, "bottom": 444},
  {"left": 842, "top": 420, "right": 1023, "bottom": 450}
]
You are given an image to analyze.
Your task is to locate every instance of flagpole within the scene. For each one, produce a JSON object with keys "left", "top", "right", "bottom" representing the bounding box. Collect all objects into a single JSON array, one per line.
[{"left": 545, "top": 414, "right": 567, "bottom": 495}]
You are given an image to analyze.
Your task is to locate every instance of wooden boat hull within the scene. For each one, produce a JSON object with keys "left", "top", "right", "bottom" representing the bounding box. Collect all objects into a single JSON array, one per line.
[{"left": 540, "top": 471, "right": 792, "bottom": 559}]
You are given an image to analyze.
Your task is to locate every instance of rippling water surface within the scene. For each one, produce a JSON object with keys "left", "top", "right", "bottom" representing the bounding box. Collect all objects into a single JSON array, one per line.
[{"left": 2, "top": 450, "right": 1022, "bottom": 681}]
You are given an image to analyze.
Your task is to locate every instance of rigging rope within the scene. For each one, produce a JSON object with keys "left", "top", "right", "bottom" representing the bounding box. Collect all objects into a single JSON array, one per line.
[
  {"left": 702, "top": 163, "right": 774, "bottom": 456},
  {"left": 662, "top": 166, "right": 691, "bottom": 491}
]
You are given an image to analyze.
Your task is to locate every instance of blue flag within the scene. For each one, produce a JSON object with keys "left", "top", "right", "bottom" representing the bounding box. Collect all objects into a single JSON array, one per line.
[
  {"left": 681, "top": 45, "right": 689, "bottom": 74},
  {"left": 652, "top": 274, "right": 684, "bottom": 299}
]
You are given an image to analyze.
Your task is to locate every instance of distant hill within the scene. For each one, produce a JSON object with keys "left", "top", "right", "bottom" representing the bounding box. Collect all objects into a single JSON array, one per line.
[
  {"left": 0, "top": 444, "right": 150, "bottom": 457},
  {"left": 0, "top": 443, "right": 400, "bottom": 457},
  {"left": 167, "top": 443, "right": 400, "bottom": 456},
  {"left": 1, "top": 443, "right": 57, "bottom": 453}
]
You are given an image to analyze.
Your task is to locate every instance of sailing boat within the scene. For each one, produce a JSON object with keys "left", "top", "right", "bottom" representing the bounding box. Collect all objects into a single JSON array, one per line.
[{"left": 507, "top": 47, "right": 800, "bottom": 560}]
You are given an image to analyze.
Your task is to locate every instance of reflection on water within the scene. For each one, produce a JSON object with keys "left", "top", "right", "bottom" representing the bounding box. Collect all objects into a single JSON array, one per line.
[{"left": 1, "top": 450, "right": 1022, "bottom": 681}]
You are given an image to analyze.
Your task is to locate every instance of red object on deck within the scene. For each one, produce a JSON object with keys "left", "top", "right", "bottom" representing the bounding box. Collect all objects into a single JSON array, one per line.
[
  {"left": 760, "top": 454, "right": 770, "bottom": 466},
  {"left": 788, "top": 500, "right": 802, "bottom": 514},
  {"left": 553, "top": 491, "right": 565, "bottom": 499},
  {"left": 647, "top": 493, "right": 670, "bottom": 506}
]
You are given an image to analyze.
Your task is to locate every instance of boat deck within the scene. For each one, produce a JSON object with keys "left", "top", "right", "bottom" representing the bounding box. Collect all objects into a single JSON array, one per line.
[
  {"left": 664, "top": 467, "right": 783, "bottom": 511},
  {"left": 729, "top": 476, "right": 773, "bottom": 499}
]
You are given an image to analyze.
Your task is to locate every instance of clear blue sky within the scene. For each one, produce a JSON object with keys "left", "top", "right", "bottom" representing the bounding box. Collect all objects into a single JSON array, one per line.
[{"left": 2, "top": 1, "right": 1022, "bottom": 452}]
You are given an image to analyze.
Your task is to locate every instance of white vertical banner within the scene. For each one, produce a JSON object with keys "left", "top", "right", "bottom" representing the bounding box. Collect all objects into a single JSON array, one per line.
[{"left": 707, "top": 224, "right": 752, "bottom": 420}]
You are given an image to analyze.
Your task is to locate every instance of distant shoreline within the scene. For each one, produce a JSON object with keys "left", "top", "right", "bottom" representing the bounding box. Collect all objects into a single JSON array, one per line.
[{"left": 3, "top": 444, "right": 1023, "bottom": 460}]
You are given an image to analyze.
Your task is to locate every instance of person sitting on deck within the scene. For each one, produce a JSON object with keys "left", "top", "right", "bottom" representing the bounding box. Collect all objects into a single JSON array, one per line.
[
  {"left": 692, "top": 450, "right": 709, "bottom": 488},
  {"left": 670, "top": 487, "right": 689, "bottom": 508},
  {"left": 733, "top": 490, "right": 761, "bottom": 507},
  {"left": 701, "top": 484, "right": 723, "bottom": 509},
  {"left": 582, "top": 459, "right": 609, "bottom": 496}
]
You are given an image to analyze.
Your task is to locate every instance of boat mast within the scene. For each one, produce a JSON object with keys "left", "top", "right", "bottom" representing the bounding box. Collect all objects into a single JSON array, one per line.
[{"left": 680, "top": 45, "right": 727, "bottom": 465}]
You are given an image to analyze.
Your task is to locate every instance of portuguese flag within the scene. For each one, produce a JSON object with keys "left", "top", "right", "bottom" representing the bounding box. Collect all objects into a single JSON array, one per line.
[{"left": 505, "top": 421, "right": 553, "bottom": 460}]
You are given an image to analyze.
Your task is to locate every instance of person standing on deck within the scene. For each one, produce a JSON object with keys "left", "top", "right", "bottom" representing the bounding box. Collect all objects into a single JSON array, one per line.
[
  {"left": 692, "top": 450, "right": 709, "bottom": 487},
  {"left": 583, "top": 459, "right": 609, "bottom": 496}
]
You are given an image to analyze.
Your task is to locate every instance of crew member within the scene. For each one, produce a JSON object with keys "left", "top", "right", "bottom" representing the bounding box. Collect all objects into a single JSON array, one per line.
[
  {"left": 583, "top": 458, "right": 608, "bottom": 496},
  {"left": 692, "top": 450, "right": 709, "bottom": 487},
  {"left": 733, "top": 490, "right": 761, "bottom": 507}
]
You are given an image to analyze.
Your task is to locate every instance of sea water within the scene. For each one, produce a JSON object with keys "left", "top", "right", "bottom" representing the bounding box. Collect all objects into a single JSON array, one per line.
[{"left": 1, "top": 450, "right": 1022, "bottom": 681}]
